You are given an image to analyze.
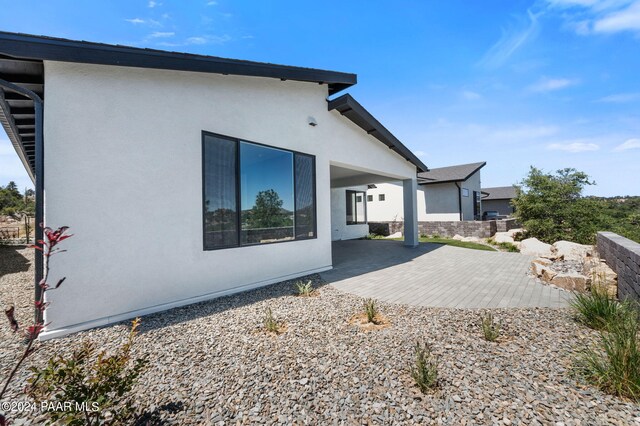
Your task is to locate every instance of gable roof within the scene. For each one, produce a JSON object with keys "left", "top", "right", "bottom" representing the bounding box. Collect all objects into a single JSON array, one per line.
[
  {"left": 328, "top": 94, "right": 428, "bottom": 173},
  {"left": 0, "top": 31, "right": 358, "bottom": 179},
  {"left": 482, "top": 186, "right": 518, "bottom": 200},
  {"left": 417, "top": 161, "right": 486, "bottom": 185}
]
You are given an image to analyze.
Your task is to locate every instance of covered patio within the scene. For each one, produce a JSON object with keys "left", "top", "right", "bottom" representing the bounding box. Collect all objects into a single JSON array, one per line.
[{"left": 322, "top": 239, "right": 569, "bottom": 308}]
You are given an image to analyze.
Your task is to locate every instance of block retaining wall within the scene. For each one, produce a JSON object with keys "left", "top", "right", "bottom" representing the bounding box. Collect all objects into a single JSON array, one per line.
[
  {"left": 596, "top": 232, "right": 640, "bottom": 301},
  {"left": 369, "top": 219, "right": 518, "bottom": 239}
]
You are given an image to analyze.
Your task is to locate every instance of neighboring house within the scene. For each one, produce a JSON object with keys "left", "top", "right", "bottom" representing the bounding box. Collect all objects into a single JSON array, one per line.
[
  {"left": 367, "top": 162, "right": 486, "bottom": 222},
  {"left": 0, "top": 32, "right": 427, "bottom": 338},
  {"left": 481, "top": 186, "right": 517, "bottom": 217}
]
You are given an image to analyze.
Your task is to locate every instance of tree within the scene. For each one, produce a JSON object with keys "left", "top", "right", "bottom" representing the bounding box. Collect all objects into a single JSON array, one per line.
[
  {"left": 248, "top": 189, "right": 289, "bottom": 228},
  {"left": 512, "top": 167, "right": 603, "bottom": 244}
]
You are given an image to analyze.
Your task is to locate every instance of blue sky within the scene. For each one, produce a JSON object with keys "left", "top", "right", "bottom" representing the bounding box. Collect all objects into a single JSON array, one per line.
[{"left": 1, "top": 0, "right": 639, "bottom": 196}]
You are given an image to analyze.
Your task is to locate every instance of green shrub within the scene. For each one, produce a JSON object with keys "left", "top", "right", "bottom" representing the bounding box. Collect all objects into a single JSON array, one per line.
[
  {"left": 295, "top": 280, "right": 314, "bottom": 297},
  {"left": 410, "top": 341, "right": 438, "bottom": 393},
  {"left": 27, "top": 319, "right": 148, "bottom": 425},
  {"left": 364, "top": 299, "right": 378, "bottom": 324},
  {"left": 480, "top": 312, "right": 501, "bottom": 342},
  {"left": 496, "top": 242, "right": 520, "bottom": 252},
  {"left": 576, "top": 305, "right": 640, "bottom": 400},
  {"left": 571, "top": 285, "right": 627, "bottom": 330},
  {"left": 264, "top": 307, "right": 280, "bottom": 333}
]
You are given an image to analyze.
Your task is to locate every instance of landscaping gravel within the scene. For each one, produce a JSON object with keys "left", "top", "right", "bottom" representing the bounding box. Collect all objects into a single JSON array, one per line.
[{"left": 2, "top": 245, "right": 640, "bottom": 425}]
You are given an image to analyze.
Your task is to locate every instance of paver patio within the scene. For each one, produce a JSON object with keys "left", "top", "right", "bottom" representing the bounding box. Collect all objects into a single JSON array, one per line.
[{"left": 322, "top": 240, "right": 569, "bottom": 308}]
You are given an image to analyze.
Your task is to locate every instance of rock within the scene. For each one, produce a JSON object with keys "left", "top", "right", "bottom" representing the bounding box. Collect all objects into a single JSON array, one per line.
[
  {"left": 520, "top": 238, "right": 554, "bottom": 258},
  {"left": 551, "top": 272, "right": 589, "bottom": 292},
  {"left": 507, "top": 228, "right": 524, "bottom": 237},
  {"left": 385, "top": 232, "right": 402, "bottom": 239},
  {"left": 494, "top": 232, "right": 515, "bottom": 244},
  {"left": 584, "top": 260, "right": 617, "bottom": 297},
  {"left": 552, "top": 241, "right": 592, "bottom": 262},
  {"left": 462, "top": 236, "right": 481, "bottom": 242},
  {"left": 452, "top": 234, "right": 464, "bottom": 241},
  {"left": 532, "top": 258, "right": 553, "bottom": 267},
  {"left": 531, "top": 262, "right": 546, "bottom": 278},
  {"left": 542, "top": 268, "right": 558, "bottom": 283}
]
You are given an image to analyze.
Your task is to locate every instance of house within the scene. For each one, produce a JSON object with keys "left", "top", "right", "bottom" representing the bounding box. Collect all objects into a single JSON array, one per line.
[
  {"left": 481, "top": 186, "right": 517, "bottom": 217},
  {"left": 0, "top": 32, "right": 427, "bottom": 338},
  {"left": 367, "top": 161, "right": 486, "bottom": 223}
]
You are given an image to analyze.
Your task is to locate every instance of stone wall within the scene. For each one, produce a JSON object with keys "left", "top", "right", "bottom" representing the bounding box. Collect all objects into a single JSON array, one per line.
[
  {"left": 596, "top": 232, "right": 640, "bottom": 301},
  {"left": 369, "top": 220, "right": 505, "bottom": 238},
  {"left": 496, "top": 218, "right": 520, "bottom": 233}
]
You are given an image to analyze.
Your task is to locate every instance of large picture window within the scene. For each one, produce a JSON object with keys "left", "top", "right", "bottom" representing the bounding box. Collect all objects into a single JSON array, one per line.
[{"left": 203, "top": 132, "right": 316, "bottom": 250}]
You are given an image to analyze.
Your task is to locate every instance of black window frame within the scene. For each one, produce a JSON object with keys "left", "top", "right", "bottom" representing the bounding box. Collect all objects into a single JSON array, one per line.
[
  {"left": 366, "top": 194, "right": 373, "bottom": 202},
  {"left": 202, "top": 131, "right": 317, "bottom": 251},
  {"left": 378, "top": 194, "right": 386, "bottom": 201},
  {"left": 346, "top": 190, "right": 367, "bottom": 225}
]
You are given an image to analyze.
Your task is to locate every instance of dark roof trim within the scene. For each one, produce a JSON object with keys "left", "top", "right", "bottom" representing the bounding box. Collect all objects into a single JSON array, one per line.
[
  {"left": 0, "top": 32, "right": 356, "bottom": 96},
  {"left": 327, "top": 94, "right": 428, "bottom": 173},
  {"left": 417, "top": 162, "right": 486, "bottom": 185}
]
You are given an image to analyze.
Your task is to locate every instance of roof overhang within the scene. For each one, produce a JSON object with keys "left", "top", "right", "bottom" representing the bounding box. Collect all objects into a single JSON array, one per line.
[
  {"left": 417, "top": 161, "right": 486, "bottom": 185},
  {"left": 0, "top": 32, "right": 357, "bottom": 95},
  {"left": 327, "top": 94, "right": 428, "bottom": 173}
]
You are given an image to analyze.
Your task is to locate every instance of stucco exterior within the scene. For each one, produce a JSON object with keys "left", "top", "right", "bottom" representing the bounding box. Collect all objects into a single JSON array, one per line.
[
  {"left": 41, "top": 61, "right": 418, "bottom": 337},
  {"left": 330, "top": 186, "right": 369, "bottom": 241},
  {"left": 367, "top": 169, "right": 482, "bottom": 222}
]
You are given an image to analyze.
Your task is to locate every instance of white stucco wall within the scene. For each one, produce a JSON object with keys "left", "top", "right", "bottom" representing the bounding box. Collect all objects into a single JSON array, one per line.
[
  {"left": 330, "top": 186, "right": 369, "bottom": 240},
  {"left": 367, "top": 169, "right": 483, "bottom": 222},
  {"left": 41, "top": 61, "right": 418, "bottom": 337}
]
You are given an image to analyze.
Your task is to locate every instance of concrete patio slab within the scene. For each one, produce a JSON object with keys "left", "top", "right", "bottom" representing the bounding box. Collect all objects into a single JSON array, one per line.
[{"left": 322, "top": 240, "right": 569, "bottom": 308}]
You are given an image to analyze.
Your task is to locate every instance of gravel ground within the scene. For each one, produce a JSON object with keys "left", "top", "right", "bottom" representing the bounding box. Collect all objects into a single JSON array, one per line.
[{"left": 1, "top": 245, "right": 640, "bottom": 425}]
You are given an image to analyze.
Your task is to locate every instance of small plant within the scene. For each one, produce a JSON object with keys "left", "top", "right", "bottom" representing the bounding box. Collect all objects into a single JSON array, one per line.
[
  {"left": 264, "top": 307, "right": 280, "bottom": 333},
  {"left": 364, "top": 299, "right": 378, "bottom": 324},
  {"left": 575, "top": 305, "right": 640, "bottom": 400},
  {"left": 480, "top": 312, "right": 501, "bottom": 342},
  {"left": 410, "top": 341, "right": 438, "bottom": 393},
  {"left": 27, "top": 318, "right": 149, "bottom": 425},
  {"left": 295, "top": 280, "right": 314, "bottom": 297},
  {"left": 571, "top": 284, "right": 627, "bottom": 330}
]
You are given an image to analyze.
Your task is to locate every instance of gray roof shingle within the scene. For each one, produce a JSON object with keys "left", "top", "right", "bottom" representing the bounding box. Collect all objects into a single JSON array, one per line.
[
  {"left": 417, "top": 162, "right": 486, "bottom": 184},
  {"left": 482, "top": 186, "right": 518, "bottom": 200}
]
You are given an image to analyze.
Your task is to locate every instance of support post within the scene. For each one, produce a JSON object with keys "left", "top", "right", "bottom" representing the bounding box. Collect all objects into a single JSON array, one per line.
[{"left": 402, "top": 177, "right": 419, "bottom": 247}]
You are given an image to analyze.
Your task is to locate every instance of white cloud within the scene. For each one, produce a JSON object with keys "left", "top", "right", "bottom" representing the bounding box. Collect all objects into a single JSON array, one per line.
[
  {"left": 148, "top": 0, "right": 160, "bottom": 7},
  {"left": 461, "top": 90, "right": 482, "bottom": 100},
  {"left": 528, "top": 77, "right": 579, "bottom": 92},
  {"left": 546, "top": 0, "right": 640, "bottom": 35},
  {"left": 547, "top": 140, "right": 600, "bottom": 152},
  {"left": 413, "top": 150, "right": 427, "bottom": 158},
  {"left": 187, "top": 34, "right": 231, "bottom": 45},
  {"left": 125, "top": 18, "right": 146, "bottom": 24},
  {"left": 478, "top": 9, "right": 541, "bottom": 69},
  {"left": 598, "top": 92, "right": 640, "bottom": 102},
  {"left": 149, "top": 31, "right": 174, "bottom": 38},
  {"left": 613, "top": 138, "right": 640, "bottom": 151},
  {"left": 593, "top": 1, "right": 640, "bottom": 33},
  {"left": 206, "top": 0, "right": 218, "bottom": 5}
]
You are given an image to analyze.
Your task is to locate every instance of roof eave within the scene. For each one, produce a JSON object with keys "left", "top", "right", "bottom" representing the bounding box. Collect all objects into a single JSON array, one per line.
[
  {"left": 0, "top": 31, "right": 357, "bottom": 95},
  {"left": 327, "top": 94, "right": 428, "bottom": 173}
]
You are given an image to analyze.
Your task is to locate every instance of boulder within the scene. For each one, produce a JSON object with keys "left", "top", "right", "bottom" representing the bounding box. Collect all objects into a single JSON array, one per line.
[
  {"left": 531, "top": 262, "right": 547, "bottom": 278},
  {"left": 519, "top": 238, "right": 554, "bottom": 258},
  {"left": 507, "top": 228, "right": 524, "bottom": 237},
  {"left": 551, "top": 272, "right": 589, "bottom": 292},
  {"left": 385, "top": 232, "right": 403, "bottom": 239},
  {"left": 584, "top": 260, "right": 617, "bottom": 297},
  {"left": 532, "top": 257, "right": 553, "bottom": 267},
  {"left": 552, "top": 241, "right": 592, "bottom": 262},
  {"left": 542, "top": 268, "right": 558, "bottom": 282},
  {"left": 452, "top": 234, "right": 464, "bottom": 241},
  {"left": 462, "top": 236, "right": 481, "bottom": 242},
  {"left": 494, "top": 232, "right": 515, "bottom": 244}
]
